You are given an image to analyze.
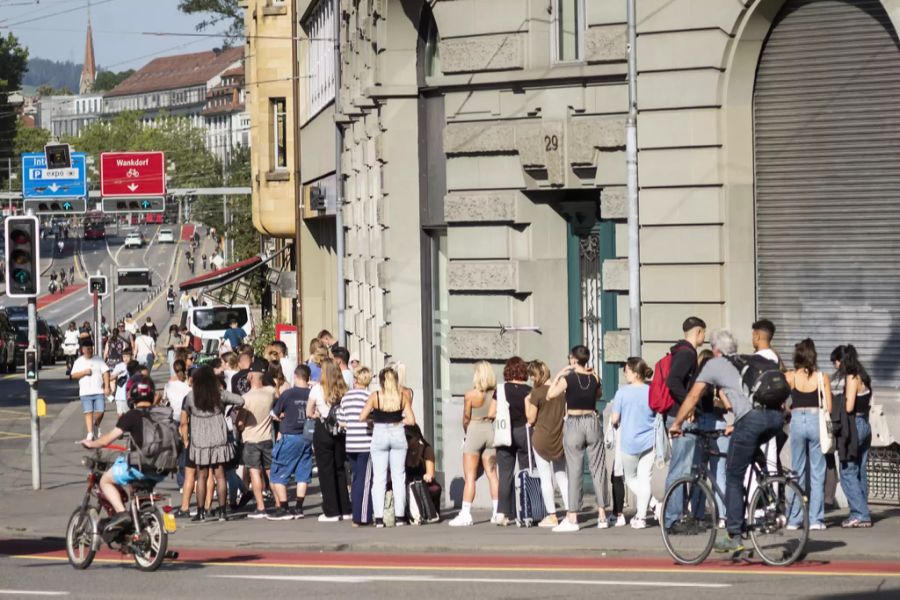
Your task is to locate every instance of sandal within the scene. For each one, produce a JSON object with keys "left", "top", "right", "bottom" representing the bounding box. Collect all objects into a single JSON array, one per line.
[{"left": 841, "top": 518, "right": 873, "bottom": 528}]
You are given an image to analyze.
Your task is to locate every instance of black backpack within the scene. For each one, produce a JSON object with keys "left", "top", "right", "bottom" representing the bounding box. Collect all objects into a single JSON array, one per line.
[{"left": 726, "top": 354, "right": 790, "bottom": 410}]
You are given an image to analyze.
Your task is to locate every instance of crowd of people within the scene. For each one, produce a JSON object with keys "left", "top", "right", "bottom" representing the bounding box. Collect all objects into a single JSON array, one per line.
[{"left": 77, "top": 308, "right": 876, "bottom": 542}]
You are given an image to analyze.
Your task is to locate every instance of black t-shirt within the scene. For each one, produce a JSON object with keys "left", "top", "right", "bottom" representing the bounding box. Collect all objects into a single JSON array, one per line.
[
  {"left": 505, "top": 382, "right": 532, "bottom": 428},
  {"left": 116, "top": 409, "right": 147, "bottom": 448},
  {"left": 231, "top": 369, "right": 251, "bottom": 395},
  {"left": 272, "top": 387, "right": 310, "bottom": 435}
]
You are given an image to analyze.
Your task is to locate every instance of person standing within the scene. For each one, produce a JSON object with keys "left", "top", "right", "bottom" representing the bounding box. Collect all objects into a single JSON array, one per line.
[
  {"left": 223, "top": 319, "right": 246, "bottom": 351},
  {"left": 71, "top": 340, "right": 111, "bottom": 440},
  {"left": 610, "top": 357, "right": 658, "bottom": 529},
  {"left": 359, "top": 366, "right": 415, "bottom": 527},
  {"left": 238, "top": 365, "right": 278, "bottom": 519},
  {"left": 749, "top": 319, "right": 783, "bottom": 503},
  {"left": 134, "top": 325, "right": 157, "bottom": 372},
  {"left": 333, "top": 347, "right": 354, "bottom": 388},
  {"left": 308, "top": 358, "right": 352, "bottom": 521},
  {"left": 493, "top": 357, "right": 533, "bottom": 527},
  {"left": 832, "top": 345, "right": 873, "bottom": 528},
  {"left": 662, "top": 317, "right": 707, "bottom": 529},
  {"left": 144, "top": 317, "right": 158, "bottom": 342},
  {"left": 449, "top": 361, "right": 500, "bottom": 527},
  {"left": 785, "top": 339, "right": 832, "bottom": 530},
  {"left": 338, "top": 366, "right": 375, "bottom": 526},
  {"left": 124, "top": 313, "right": 138, "bottom": 337},
  {"left": 524, "top": 360, "right": 568, "bottom": 528},
  {"left": 63, "top": 321, "right": 80, "bottom": 376},
  {"left": 269, "top": 364, "right": 314, "bottom": 520},
  {"left": 548, "top": 346, "right": 606, "bottom": 532}
]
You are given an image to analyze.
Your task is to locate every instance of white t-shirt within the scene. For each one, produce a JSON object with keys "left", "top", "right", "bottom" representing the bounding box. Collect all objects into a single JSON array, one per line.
[
  {"left": 72, "top": 356, "right": 109, "bottom": 397},
  {"left": 223, "top": 369, "right": 237, "bottom": 393},
  {"left": 164, "top": 380, "right": 191, "bottom": 423},
  {"left": 111, "top": 362, "right": 128, "bottom": 402},
  {"left": 134, "top": 335, "right": 155, "bottom": 361},
  {"left": 63, "top": 330, "right": 80, "bottom": 354},
  {"left": 280, "top": 356, "right": 297, "bottom": 384},
  {"left": 310, "top": 384, "right": 331, "bottom": 418},
  {"left": 124, "top": 320, "right": 138, "bottom": 335}
]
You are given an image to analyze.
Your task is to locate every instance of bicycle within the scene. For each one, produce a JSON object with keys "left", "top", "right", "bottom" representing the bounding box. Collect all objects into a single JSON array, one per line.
[
  {"left": 659, "top": 429, "right": 809, "bottom": 567},
  {"left": 65, "top": 449, "right": 178, "bottom": 572}
]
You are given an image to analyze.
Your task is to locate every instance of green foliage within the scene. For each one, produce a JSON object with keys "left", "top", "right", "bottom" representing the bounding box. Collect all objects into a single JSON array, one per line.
[
  {"left": 7, "top": 121, "right": 51, "bottom": 191},
  {"left": 22, "top": 58, "right": 80, "bottom": 92},
  {"left": 35, "top": 84, "right": 73, "bottom": 96},
  {"left": 178, "top": 0, "right": 244, "bottom": 42},
  {"left": 92, "top": 70, "right": 135, "bottom": 92},
  {"left": 250, "top": 314, "right": 281, "bottom": 356},
  {"left": 1, "top": 33, "right": 29, "bottom": 184}
]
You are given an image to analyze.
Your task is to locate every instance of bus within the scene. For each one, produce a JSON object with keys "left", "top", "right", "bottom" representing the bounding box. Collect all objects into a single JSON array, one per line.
[{"left": 116, "top": 267, "right": 152, "bottom": 290}]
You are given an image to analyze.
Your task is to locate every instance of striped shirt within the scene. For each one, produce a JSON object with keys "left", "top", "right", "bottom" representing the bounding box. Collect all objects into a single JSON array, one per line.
[{"left": 338, "top": 388, "right": 372, "bottom": 453}]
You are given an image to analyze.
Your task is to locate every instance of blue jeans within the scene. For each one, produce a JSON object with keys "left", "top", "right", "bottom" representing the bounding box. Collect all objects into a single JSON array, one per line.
[
  {"left": 698, "top": 413, "right": 729, "bottom": 520},
  {"left": 664, "top": 416, "right": 698, "bottom": 528},
  {"left": 840, "top": 416, "right": 871, "bottom": 522},
  {"left": 725, "top": 408, "right": 785, "bottom": 536},
  {"left": 789, "top": 409, "right": 827, "bottom": 526},
  {"left": 370, "top": 424, "right": 407, "bottom": 519}
]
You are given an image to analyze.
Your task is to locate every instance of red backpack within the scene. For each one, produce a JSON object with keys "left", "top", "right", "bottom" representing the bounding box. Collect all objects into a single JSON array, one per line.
[{"left": 648, "top": 346, "right": 692, "bottom": 414}]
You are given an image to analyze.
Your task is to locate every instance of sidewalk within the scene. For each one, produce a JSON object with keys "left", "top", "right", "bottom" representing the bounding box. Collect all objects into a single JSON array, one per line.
[{"left": 2, "top": 395, "right": 899, "bottom": 562}]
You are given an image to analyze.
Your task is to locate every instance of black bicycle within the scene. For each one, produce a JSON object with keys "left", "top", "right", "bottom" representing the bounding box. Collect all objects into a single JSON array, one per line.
[{"left": 660, "top": 429, "right": 809, "bottom": 567}]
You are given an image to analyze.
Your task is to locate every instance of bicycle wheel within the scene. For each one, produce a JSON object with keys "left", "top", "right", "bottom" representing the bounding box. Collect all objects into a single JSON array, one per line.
[
  {"left": 65, "top": 507, "right": 99, "bottom": 570},
  {"left": 660, "top": 477, "right": 718, "bottom": 565},
  {"left": 748, "top": 476, "right": 809, "bottom": 567},
  {"left": 132, "top": 506, "right": 168, "bottom": 572}
]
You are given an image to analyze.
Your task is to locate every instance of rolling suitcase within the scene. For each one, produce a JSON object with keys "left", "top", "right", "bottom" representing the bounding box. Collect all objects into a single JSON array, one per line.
[
  {"left": 408, "top": 480, "right": 440, "bottom": 524},
  {"left": 515, "top": 426, "right": 547, "bottom": 527}
]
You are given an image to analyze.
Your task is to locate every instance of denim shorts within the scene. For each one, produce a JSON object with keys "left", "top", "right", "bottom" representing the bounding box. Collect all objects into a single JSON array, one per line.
[
  {"left": 80, "top": 393, "right": 105, "bottom": 414},
  {"left": 110, "top": 455, "right": 164, "bottom": 487},
  {"left": 270, "top": 434, "right": 314, "bottom": 485}
]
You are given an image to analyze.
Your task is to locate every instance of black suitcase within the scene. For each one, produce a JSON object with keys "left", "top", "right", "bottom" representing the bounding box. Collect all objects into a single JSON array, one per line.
[
  {"left": 515, "top": 426, "right": 547, "bottom": 527},
  {"left": 408, "top": 480, "right": 440, "bottom": 524}
]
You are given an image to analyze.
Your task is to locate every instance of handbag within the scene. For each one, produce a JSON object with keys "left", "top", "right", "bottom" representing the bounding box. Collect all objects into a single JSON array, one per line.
[
  {"left": 817, "top": 371, "right": 836, "bottom": 455},
  {"left": 492, "top": 384, "right": 512, "bottom": 447}
]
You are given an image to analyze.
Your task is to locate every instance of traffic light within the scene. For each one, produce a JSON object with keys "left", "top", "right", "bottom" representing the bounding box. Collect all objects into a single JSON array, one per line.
[
  {"left": 25, "top": 349, "right": 38, "bottom": 383},
  {"left": 88, "top": 275, "right": 108, "bottom": 296},
  {"left": 4, "top": 216, "right": 40, "bottom": 298},
  {"left": 44, "top": 143, "right": 72, "bottom": 169},
  {"left": 23, "top": 198, "right": 87, "bottom": 215},
  {"left": 101, "top": 197, "right": 165, "bottom": 213}
]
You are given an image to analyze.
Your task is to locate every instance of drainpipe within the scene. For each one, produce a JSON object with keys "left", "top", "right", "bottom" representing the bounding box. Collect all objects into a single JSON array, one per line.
[
  {"left": 333, "top": 0, "right": 346, "bottom": 345},
  {"left": 291, "top": 0, "right": 304, "bottom": 354},
  {"left": 626, "top": 0, "right": 642, "bottom": 356}
]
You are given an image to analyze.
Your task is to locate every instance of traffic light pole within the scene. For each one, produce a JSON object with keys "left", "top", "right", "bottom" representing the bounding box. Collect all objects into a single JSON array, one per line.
[{"left": 28, "top": 297, "right": 41, "bottom": 490}]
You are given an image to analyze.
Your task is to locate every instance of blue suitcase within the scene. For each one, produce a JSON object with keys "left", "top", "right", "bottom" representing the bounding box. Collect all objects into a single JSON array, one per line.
[{"left": 515, "top": 426, "right": 547, "bottom": 527}]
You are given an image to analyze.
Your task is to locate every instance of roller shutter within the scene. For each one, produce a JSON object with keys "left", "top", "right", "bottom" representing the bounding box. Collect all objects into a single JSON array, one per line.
[{"left": 754, "top": 0, "right": 900, "bottom": 387}]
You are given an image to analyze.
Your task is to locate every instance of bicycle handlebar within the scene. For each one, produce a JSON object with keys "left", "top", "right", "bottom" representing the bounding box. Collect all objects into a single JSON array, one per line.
[{"left": 682, "top": 429, "right": 728, "bottom": 439}]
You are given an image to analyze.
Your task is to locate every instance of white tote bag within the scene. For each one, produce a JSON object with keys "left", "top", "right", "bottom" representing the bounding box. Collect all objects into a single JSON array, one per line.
[
  {"left": 492, "top": 383, "right": 512, "bottom": 447},
  {"left": 817, "top": 371, "right": 836, "bottom": 455}
]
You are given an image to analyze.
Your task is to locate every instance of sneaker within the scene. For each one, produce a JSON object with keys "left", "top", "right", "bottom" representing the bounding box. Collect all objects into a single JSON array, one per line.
[
  {"left": 491, "top": 514, "right": 509, "bottom": 527},
  {"left": 841, "top": 518, "right": 872, "bottom": 528},
  {"left": 204, "top": 508, "right": 221, "bottom": 522},
  {"left": 171, "top": 508, "right": 191, "bottom": 519},
  {"left": 714, "top": 534, "right": 745, "bottom": 553},
  {"left": 613, "top": 514, "right": 627, "bottom": 528},
  {"left": 597, "top": 516, "right": 609, "bottom": 529},
  {"left": 292, "top": 506, "right": 305, "bottom": 520},
  {"left": 237, "top": 491, "right": 254, "bottom": 509},
  {"left": 395, "top": 518, "right": 408, "bottom": 527},
  {"left": 630, "top": 517, "right": 647, "bottom": 529},
  {"left": 341, "top": 514, "right": 352, "bottom": 520},
  {"left": 810, "top": 522, "right": 827, "bottom": 531},
  {"left": 317, "top": 514, "right": 340, "bottom": 522},
  {"left": 266, "top": 507, "right": 293, "bottom": 521},
  {"left": 538, "top": 515, "right": 558, "bottom": 528},
  {"left": 552, "top": 519, "right": 579, "bottom": 533},
  {"left": 651, "top": 498, "right": 661, "bottom": 522},
  {"left": 786, "top": 523, "right": 801, "bottom": 531},
  {"left": 375, "top": 518, "right": 385, "bottom": 528},
  {"left": 717, "top": 518, "right": 726, "bottom": 529},
  {"left": 247, "top": 510, "right": 267, "bottom": 520},
  {"left": 449, "top": 513, "right": 473, "bottom": 527},
  {"left": 191, "top": 509, "right": 206, "bottom": 522}
]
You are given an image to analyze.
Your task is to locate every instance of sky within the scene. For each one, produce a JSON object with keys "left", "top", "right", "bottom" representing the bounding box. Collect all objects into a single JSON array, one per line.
[{"left": 0, "top": 0, "right": 224, "bottom": 69}]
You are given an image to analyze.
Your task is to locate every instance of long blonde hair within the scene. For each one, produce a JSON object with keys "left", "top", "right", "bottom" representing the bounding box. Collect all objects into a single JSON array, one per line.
[
  {"left": 320, "top": 358, "right": 347, "bottom": 405},
  {"left": 472, "top": 361, "right": 497, "bottom": 393},
  {"left": 387, "top": 361, "right": 407, "bottom": 388},
  {"left": 378, "top": 367, "right": 402, "bottom": 412}
]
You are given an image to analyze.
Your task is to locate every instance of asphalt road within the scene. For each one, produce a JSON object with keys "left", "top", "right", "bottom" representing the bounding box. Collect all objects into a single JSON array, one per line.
[{"left": 1, "top": 542, "right": 898, "bottom": 600}]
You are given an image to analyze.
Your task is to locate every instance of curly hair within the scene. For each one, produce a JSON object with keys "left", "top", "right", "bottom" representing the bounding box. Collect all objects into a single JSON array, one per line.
[{"left": 503, "top": 356, "right": 528, "bottom": 382}]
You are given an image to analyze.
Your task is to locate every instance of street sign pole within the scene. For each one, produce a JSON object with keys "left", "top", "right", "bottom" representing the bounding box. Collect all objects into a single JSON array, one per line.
[
  {"left": 93, "top": 277, "right": 100, "bottom": 352},
  {"left": 109, "top": 263, "right": 117, "bottom": 325},
  {"left": 25, "top": 207, "right": 41, "bottom": 490}
]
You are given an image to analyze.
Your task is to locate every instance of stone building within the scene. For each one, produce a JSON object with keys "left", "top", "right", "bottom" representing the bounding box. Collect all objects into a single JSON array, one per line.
[{"left": 268, "top": 0, "right": 900, "bottom": 500}]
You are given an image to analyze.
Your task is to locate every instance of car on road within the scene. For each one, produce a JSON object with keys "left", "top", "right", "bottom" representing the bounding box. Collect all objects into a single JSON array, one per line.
[
  {"left": 84, "top": 224, "right": 105, "bottom": 240},
  {"left": 158, "top": 228, "right": 175, "bottom": 244},
  {"left": 0, "top": 309, "right": 19, "bottom": 372},
  {"left": 124, "top": 231, "right": 144, "bottom": 248},
  {"left": 9, "top": 314, "right": 55, "bottom": 366}
]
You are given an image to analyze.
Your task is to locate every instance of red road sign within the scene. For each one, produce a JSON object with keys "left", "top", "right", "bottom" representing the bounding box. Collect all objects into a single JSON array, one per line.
[{"left": 100, "top": 151, "right": 166, "bottom": 197}]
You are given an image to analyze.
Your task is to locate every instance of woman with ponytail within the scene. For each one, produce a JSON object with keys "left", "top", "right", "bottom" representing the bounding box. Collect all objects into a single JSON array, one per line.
[
  {"left": 360, "top": 366, "right": 415, "bottom": 527},
  {"left": 308, "top": 358, "right": 352, "bottom": 521},
  {"left": 610, "top": 357, "right": 658, "bottom": 529}
]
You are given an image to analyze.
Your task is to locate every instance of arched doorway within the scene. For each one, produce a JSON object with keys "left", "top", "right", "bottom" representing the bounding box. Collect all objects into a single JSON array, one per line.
[{"left": 754, "top": 0, "right": 900, "bottom": 386}]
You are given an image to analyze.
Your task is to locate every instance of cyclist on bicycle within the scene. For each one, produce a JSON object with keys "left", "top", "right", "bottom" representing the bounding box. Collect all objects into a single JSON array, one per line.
[
  {"left": 80, "top": 376, "right": 165, "bottom": 532},
  {"left": 669, "top": 329, "right": 786, "bottom": 553}
]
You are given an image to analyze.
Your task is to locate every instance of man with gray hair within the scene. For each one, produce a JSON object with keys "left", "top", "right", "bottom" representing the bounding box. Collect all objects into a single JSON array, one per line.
[{"left": 670, "top": 329, "right": 786, "bottom": 553}]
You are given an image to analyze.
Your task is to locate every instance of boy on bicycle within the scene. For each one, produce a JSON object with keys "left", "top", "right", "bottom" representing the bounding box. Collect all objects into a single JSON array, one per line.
[
  {"left": 81, "top": 376, "right": 166, "bottom": 532},
  {"left": 669, "top": 329, "right": 785, "bottom": 553}
]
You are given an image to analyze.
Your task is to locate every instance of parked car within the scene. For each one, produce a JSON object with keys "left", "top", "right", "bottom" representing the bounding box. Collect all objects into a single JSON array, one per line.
[
  {"left": 124, "top": 231, "right": 144, "bottom": 248},
  {"left": 48, "top": 323, "right": 65, "bottom": 361},
  {"left": 84, "top": 224, "right": 105, "bottom": 240},
  {"left": 9, "top": 313, "right": 55, "bottom": 366},
  {"left": 0, "top": 309, "right": 19, "bottom": 373},
  {"left": 157, "top": 228, "right": 175, "bottom": 244}
]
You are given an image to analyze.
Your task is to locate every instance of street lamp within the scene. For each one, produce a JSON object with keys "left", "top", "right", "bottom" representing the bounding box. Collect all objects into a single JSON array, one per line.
[{"left": 7, "top": 92, "right": 25, "bottom": 215}]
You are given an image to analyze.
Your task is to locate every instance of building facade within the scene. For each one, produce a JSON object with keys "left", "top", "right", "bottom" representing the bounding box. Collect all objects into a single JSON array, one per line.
[
  {"left": 276, "top": 0, "right": 900, "bottom": 500},
  {"left": 203, "top": 66, "right": 250, "bottom": 166}
]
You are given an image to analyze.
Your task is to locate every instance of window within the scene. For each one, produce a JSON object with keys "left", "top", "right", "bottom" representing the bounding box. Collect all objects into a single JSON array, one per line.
[
  {"left": 270, "top": 97, "right": 287, "bottom": 170},
  {"left": 305, "top": 0, "right": 336, "bottom": 116},
  {"left": 553, "top": 0, "right": 585, "bottom": 62}
]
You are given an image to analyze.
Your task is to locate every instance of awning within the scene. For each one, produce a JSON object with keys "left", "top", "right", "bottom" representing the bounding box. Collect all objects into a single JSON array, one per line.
[{"left": 179, "top": 255, "right": 269, "bottom": 292}]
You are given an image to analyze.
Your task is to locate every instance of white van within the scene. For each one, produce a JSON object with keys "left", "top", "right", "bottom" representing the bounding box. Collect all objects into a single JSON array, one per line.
[{"left": 186, "top": 305, "right": 253, "bottom": 352}]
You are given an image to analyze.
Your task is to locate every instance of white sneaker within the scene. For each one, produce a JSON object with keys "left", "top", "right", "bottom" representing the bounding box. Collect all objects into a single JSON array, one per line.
[
  {"left": 630, "top": 517, "right": 647, "bottom": 529},
  {"left": 597, "top": 515, "right": 609, "bottom": 529},
  {"left": 785, "top": 524, "right": 801, "bottom": 531},
  {"left": 317, "top": 514, "right": 340, "bottom": 522},
  {"left": 652, "top": 499, "right": 662, "bottom": 523},
  {"left": 717, "top": 518, "right": 726, "bottom": 529},
  {"left": 491, "top": 514, "right": 509, "bottom": 526},
  {"left": 448, "top": 513, "right": 473, "bottom": 527},
  {"left": 810, "top": 522, "right": 827, "bottom": 531},
  {"left": 552, "top": 519, "right": 579, "bottom": 533},
  {"left": 613, "top": 515, "right": 627, "bottom": 527}
]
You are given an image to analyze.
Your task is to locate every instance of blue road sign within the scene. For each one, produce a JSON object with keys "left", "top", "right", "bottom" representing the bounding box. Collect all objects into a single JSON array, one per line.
[{"left": 22, "top": 152, "right": 87, "bottom": 199}]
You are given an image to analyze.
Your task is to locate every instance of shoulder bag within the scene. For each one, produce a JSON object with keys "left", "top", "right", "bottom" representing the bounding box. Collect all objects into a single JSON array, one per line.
[
  {"left": 817, "top": 371, "right": 836, "bottom": 455},
  {"left": 492, "top": 384, "right": 512, "bottom": 447}
]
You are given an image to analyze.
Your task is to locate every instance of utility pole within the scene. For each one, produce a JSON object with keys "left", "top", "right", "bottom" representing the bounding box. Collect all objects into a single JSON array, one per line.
[
  {"left": 109, "top": 263, "right": 116, "bottom": 326},
  {"left": 222, "top": 195, "right": 229, "bottom": 263},
  {"left": 24, "top": 208, "right": 41, "bottom": 490},
  {"left": 626, "top": 0, "right": 642, "bottom": 356}
]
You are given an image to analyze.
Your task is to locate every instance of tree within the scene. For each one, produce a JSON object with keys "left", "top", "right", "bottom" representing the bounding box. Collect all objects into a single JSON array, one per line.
[
  {"left": 93, "top": 69, "right": 134, "bottom": 92},
  {"left": 178, "top": 0, "right": 244, "bottom": 42},
  {"left": 36, "top": 84, "right": 73, "bottom": 96},
  {"left": 0, "top": 33, "right": 29, "bottom": 190}
]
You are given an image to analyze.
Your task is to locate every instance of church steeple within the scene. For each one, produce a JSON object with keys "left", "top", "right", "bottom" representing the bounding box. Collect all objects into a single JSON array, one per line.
[{"left": 79, "top": 6, "right": 96, "bottom": 94}]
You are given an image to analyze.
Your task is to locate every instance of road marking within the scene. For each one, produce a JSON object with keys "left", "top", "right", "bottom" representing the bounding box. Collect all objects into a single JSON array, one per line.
[
  {"left": 0, "top": 431, "right": 31, "bottom": 440},
  {"left": 0, "top": 591, "right": 68, "bottom": 596},
  {"left": 209, "top": 574, "right": 731, "bottom": 588},
  {"left": 0, "top": 409, "right": 28, "bottom": 415}
]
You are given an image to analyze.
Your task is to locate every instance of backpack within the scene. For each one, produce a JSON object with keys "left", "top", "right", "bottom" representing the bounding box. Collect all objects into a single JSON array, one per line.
[
  {"left": 191, "top": 334, "right": 203, "bottom": 353},
  {"left": 134, "top": 406, "right": 180, "bottom": 473},
  {"left": 725, "top": 354, "right": 790, "bottom": 410},
  {"left": 648, "top": 345, "right": 694, "bottom": 414}
]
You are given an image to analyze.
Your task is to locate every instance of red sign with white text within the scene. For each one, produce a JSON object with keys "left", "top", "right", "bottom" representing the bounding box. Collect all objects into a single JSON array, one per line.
[{"left": 100, "top": 151, "right": 166, "bottom": 197}]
